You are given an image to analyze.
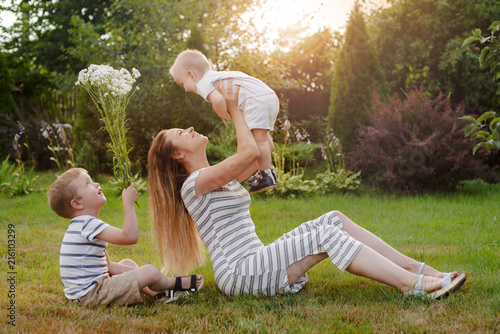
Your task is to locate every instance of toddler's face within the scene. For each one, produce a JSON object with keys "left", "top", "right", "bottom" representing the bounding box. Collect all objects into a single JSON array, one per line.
[{"left": 172, "top": 68, "right": 197, "bottom": 93}]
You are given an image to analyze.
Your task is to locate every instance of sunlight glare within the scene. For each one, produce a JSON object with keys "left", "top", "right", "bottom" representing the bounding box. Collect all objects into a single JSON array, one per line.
[{"left": 241, "top": 0, "right": 386, "bottom": 51}]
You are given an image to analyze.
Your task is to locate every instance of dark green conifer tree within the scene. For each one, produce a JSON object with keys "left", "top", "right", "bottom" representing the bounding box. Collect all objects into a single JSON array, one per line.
[
  {"left": 328, "top": 2, "right": 387, "bottom": 152},
  {"left": 0, "top": 52, "right": 17, "bottom": 114}
]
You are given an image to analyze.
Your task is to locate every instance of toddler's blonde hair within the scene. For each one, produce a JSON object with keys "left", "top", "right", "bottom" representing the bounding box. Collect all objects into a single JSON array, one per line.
[{"left": 169, "top": 49, "right": 211, "bottom": 77}]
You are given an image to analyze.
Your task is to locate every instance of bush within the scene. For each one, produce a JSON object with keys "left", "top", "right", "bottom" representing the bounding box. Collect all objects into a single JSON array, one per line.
[
  {"left": 206, "top": 120, "right": 237, "bottom": 165},
  {"left": 0, "top": 156, "right": 16, "bottom": 191},
  {"left": 348, "top": 88, "right": 497, "bottom": 192},
  {"left": 76, "top": 140, "right": 99, "bottom": 176}
]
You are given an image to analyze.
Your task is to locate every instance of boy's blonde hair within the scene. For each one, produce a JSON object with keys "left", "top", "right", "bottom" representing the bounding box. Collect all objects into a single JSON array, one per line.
[
  {"left": 169, "top": 49, "right": 211, "bottom": 76},
  {"left": 48, "top": 168, "right": 87, "bottom": 219}
]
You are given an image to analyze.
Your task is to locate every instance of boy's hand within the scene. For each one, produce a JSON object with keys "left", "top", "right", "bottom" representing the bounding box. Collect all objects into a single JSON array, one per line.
[
  {"left": 96, "top": 184, "right": 139, "bottom": 245},
  {"left": 104, "top": 249, "right": 112, "bottom": 266},
  {"left": 122, "top": 183, "right": 138, "bottom": 206}
]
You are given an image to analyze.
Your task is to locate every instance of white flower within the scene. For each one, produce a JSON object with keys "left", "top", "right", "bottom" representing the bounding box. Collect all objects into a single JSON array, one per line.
[
  {"left": 282, "top": 119, "right": 291, "bottom": 131},
  {"left": 41, "top": 122, "right": 50, "bottom": 139},
  {"left": 13, "top": 134, "right": 21, "bottom": 150},
  {"left": 320, "top": 144, "right": 327, "bottom": 160},
  {"left": 75, "top": 64, "right": 141, "bottom": 96},
  {"left": 132, "top": 68, "right": 141, "bottom": 79}
]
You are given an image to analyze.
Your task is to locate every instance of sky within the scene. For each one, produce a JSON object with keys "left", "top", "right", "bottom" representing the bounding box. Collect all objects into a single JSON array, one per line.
[{"left": 242, "top": 0, "right": 382, "bottom": 35}]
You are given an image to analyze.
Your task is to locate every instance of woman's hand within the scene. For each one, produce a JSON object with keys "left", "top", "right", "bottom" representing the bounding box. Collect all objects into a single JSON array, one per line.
[
  {"left": 194, "top": 78, "right": 258, "bottom": 196},
  {"left": 215, "top": 79, "right": 240, "bottom": 114}
]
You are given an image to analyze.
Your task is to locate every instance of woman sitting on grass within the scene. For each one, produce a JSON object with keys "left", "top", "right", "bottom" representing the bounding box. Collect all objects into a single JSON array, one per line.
[{"left": 147, "top": 79, "right": 466, "bottom": 299}]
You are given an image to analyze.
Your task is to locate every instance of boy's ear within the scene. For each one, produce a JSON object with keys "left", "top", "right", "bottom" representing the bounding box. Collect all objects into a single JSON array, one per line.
[
  {"left": 187, "top": 70, "right": 195, "bottom": 80},
  {"left": 70, "top": 198, "right": 84, "bottom": 210}
]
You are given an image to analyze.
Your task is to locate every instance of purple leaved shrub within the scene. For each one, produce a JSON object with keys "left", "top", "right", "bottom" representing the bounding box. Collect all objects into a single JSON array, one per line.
[{"left": 348, "top": 88, "right": 498, "bottom": 192}]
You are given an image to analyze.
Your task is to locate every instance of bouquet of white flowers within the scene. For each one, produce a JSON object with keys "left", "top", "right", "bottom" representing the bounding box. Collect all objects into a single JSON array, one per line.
[{"left": 76, "top": 64, "right": 141, "bottom": 190}]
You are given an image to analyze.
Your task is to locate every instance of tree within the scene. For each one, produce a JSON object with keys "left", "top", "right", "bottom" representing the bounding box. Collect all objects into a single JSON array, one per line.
[
  {"left": 369, "top": 0, "right": 500, "bottom": 114},
  {"left": 328, "top": 2, "right": 387, "bottom": 152},
  {"left": 66, "top": 0, "right": 262, "bottom": 172},
  {"left": 461, "top": 21, "right": 500, "bottom": 154},
  {"left": 0, "top": 52, "right": 16, "bottom": 114},
  {"left": 2, "top": 0, "right": 262, "bottom": 172}
]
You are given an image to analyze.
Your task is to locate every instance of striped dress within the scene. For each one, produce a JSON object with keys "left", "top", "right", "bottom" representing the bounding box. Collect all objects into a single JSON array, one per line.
[{"left": 181, "top": 170, "right": 364, "bottom": 296}]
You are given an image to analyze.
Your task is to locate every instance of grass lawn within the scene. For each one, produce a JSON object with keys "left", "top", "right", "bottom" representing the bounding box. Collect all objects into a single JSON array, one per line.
[{"left": 1, "top": 171, "right": 499, "bottom": 333}]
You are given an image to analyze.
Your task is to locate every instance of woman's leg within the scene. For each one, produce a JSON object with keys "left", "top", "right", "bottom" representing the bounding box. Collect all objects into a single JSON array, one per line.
[
  {"left": 334, "top": 211, "right": 458, "bottom": 279},
  {"left": 286, "top": 247, "right": 444, "bottom": 293},
  {"left": 346, "top": 246, "right": 444, "bottom": 293},
  {"left": 287, "top": 253, "right": 328, "bottom": 285}
]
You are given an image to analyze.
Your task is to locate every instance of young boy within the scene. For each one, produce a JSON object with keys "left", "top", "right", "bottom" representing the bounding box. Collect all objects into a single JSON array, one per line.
[
  {"left": 47, "top": 168, "right": 203, "bottom": 306},
  {"left": 169, "top": 49, "right": 279, "bottom": 193}
]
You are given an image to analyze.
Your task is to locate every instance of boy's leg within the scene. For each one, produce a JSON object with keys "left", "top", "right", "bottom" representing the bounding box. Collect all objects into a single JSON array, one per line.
[
  {"left": 252, "top": 129, "right": 272, "bottom": 170},
  {"left": 266, "top": 131, "right": 275, "bottom": 153},
  {"left": 248, "top": 129, "right": 277, "bottom": 193},
  {"left": 135, "top": 264, "right": 203, "bottom": 293},
  {"left": 117, "top": 258, "right": 138, "bottom": 269},
  {"left": 116, "top": 259, "right": 157, "bottom": 297}
]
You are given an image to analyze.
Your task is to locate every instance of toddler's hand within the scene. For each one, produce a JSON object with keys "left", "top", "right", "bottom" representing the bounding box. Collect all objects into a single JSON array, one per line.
[{"left": 122, "top": 183, "right": 138, "bottom": 206}]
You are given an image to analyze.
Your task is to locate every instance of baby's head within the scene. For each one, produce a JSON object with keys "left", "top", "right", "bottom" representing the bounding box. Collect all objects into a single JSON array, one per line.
[
  {"left": 169, "top": 49, "right": 211, "bottom": 92},
  {"left": 47, "top": 168, "right": 88, "bottom": 219}
]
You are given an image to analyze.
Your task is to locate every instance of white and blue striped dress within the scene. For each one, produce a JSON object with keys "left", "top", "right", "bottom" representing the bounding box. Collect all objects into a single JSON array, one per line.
[{"left": 181, "top": 170, "right": 364, "bottom": 296}]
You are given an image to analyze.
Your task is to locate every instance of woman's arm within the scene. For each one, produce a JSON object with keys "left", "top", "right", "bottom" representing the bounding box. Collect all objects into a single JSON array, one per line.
[{"left": 195, "top": 79, "right": 259, "bottom": 195}]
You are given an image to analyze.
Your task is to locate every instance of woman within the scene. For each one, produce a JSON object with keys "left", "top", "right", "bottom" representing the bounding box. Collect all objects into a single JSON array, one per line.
[{"left": 148, "top": 80, "right": 466, "bottom": 298}]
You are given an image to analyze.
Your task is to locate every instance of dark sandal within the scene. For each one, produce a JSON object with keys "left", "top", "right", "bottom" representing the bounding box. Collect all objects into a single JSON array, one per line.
[{"left": 155, "top": 275, "right": 204, "bottom": 303}]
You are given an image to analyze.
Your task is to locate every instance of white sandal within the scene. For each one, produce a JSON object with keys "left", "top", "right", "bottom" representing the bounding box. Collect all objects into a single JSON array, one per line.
[
  {"left": 428, "top": 273, "right": 466, "bottom": 300},
  {"left": 405, "top": 272, "right": 467, "bottom": 299},
  {"left": 404, "top": 274, "right": 427, "bottom": 296},
  {"left": 418, "top": 262, "right": 451, "bottom": 284}
]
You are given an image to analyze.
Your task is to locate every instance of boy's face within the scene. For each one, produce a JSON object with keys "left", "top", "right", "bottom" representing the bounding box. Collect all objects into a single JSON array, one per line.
[
  {"left": 172, "top": 67, "right": 197, "bottom": 93},
  {"left": 70, "top": 172, "right": 106, "bottom": 213}
]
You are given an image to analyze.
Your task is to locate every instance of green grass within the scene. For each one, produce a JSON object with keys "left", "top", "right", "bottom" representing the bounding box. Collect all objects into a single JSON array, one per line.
[{"left": 1, "top": 172, "right": 499, "bottom": 333}]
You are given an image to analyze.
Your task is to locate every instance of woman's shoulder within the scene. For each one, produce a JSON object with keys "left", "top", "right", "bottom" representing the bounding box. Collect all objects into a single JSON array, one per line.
[
  {"left": 183, "top": 169, "right": 203, "bottom": 186},
  {"left": 182, "top": 168, "right": 242, "bottom": 197},
  {"left": 181, "top": 169, "right": 205, "bottom": 197}
]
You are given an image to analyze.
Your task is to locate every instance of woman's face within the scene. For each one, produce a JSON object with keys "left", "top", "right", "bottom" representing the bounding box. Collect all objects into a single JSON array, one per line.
[{"left": 165, "top": 127, "right": 208, "bottom": 156}]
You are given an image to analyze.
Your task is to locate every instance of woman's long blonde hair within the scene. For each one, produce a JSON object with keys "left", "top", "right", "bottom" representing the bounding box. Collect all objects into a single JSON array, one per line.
[{"left": 148, "top": 130, "right": 205, "bottom": 275}]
